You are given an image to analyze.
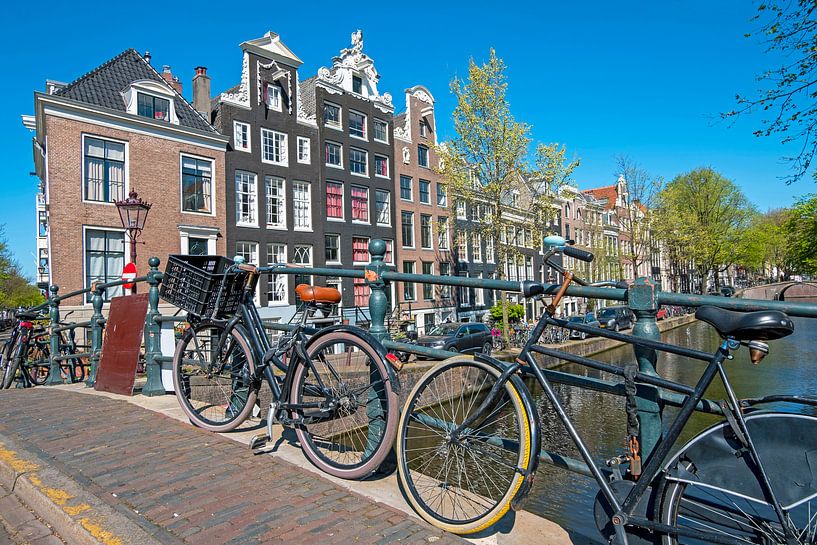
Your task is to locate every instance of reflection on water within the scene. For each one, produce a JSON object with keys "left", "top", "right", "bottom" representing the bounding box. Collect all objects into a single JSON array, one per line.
[{"left": 523, "top": 317, "right": 817, "bottom": 544}]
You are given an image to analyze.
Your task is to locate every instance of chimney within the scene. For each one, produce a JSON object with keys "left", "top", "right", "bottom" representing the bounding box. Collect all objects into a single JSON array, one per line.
[
  {"left": 144, "top": 51, "right": 151, "bottom": 64},
  {"left": 192, "top": 66, "right": 211, "bottom": 122},
  {"left": 162, "top": 65, "right": 183, "bottom": 94}
]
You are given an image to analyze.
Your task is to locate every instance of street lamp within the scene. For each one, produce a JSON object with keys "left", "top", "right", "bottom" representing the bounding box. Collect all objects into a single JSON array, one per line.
[{"left": 114, "top": 190, "right": 152, "bottom": 293}]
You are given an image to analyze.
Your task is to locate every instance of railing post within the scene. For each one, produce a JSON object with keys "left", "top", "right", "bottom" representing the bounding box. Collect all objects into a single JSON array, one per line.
[
  {"left": 141, "top": 257, "right": 165, "bottom": 397},
  {"left": 365, "top": 239, "right": 390, "bottom": 343},
  {"left": 628, "top": 276, "right": 662, "bottom": 460},
  {"left": 85, "top": 283, "right": 105, "bottom": 387},
  {"left": 45, "top": 285, "right": 64, "bottom": 385}
]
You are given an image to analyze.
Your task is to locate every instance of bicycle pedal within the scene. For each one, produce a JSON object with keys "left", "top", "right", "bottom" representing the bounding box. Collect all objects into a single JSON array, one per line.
[{"left": 248, "top": 433, "right": 270, "bottom": 450}]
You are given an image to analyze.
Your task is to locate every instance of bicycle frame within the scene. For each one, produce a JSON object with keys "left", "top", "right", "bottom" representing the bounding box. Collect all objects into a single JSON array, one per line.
[{"left": 452, "top": 279, "right": 801, "bottom": 545}]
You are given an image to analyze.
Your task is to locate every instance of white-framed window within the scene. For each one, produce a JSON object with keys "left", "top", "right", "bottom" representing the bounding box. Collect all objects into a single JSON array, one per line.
[
  {"left": 375, "top": 190, "right": 390, "bottom": 226},
  {"left": 374, "top": 155, "right": 389, "bottom": 178},
  {"left": 418, "top": 145, "right": 429, "bottom": 168},
  {"left": 437, "top": 184, "right": 447, "bottom": 207},
  {"left": 373, "top": 119, "right": 388, "bottom": 143},
  {"left": 474, "top": 273, "right": 485, "bottom": 306},
  {"left": 352, "top": 236, "right": 369, "bottom": 264},
  {"left": 83, "top": 135, "right": 126, "bottom": 203},
  {"left": 325, "top": 141, "right": 343, "bottom": 168},
  {"left": 422, "top": 262, "right": 434, "bottom": 300},
  {"left": 438, "top": 216, "right": 450, "bottom": 250},
  {"left": 297, "top": 136, "right": 311, "bottom": 164},
  {"left": 235, "top": 171, "right": 257, "bottom": 226},
  {"left": 350, "top": 148, "right": 368, "bottom": 176},
  {"left": 324, "top": 102, "right": 341, "bottom": 128},
  {"left": 267, "top": 243, "right": 287, "bottom": 305},
  {"left": 456, "top": 201, "right": 467, "bottom": 219},
  {"left": 261, "top": 128, "right": 288, "bottom": 166},
  {"left": 400, "top": 175, "right": 412, "bottom": 201},
  {"left": 265, "top": 176, "right": 286, "bottom": 229},
  {"left": 84, "top": 227, "right": 125, "bottom": 302},
  {"left": 419, "top": 179, "right": 430, "bottom": 204},
  {"left": 401, "top": 211, "right": 414, "bottom": 248},
  {"left": 233, "top": 121, "right": 251, "bottom": 152},
  {"left": 420, "top": 214, "right": 432, "bottom": 249},
  {"left": 458, "top": 273, "right": 471, "bottom": 306},
  {"left": 137, "top": 92, "right": 170, "bottom": 121},
  {"left": 351, "top": 186, "right": 369, "bottom": 223},
  {"left": 384, "top": 239, "right": 394, "bottom": 264},
  {"left": 265, "top": 82, "right": 282, "bottom": 111},
  {"left": 486, "top": 237, "right": 495, "bottom": 262},
  {"left": 236, "top": 241, "right": 260, "bottom": 304},
  {"left": 325, "top": 234, "right": 341, "bottom": 264},
  {"left": 181, "top": 154, "right": 214, "bottom": 214},
  {"left": 349, "top": 110, "right": 367, "bottom": 139},
  {"left": 419, "top": 119, "right": 427, "bottom": 137},
  {"left": 293, "top": 181, "right": 311, "bottom": 230},
  {"left": 293, "top": 245, "right": 313, "bottom": 288},
  {"left": 456, "top": 231, "right": 468, "bottom": 262},
  {"left": 326, "top": 181, "right": 344, "bottom": 220},
  {"left": 179, "top": 226, "right": 218, "bottom": 256},
  {"left": 472, "top": 233, "right": 482, "bottom": 262},
  {"left": 403, "top": 261, "right": 416, "bottom": 301}
]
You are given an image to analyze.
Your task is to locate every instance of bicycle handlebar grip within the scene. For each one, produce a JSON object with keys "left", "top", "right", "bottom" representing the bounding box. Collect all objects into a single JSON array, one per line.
[
  {"left": 563, "top": 246, "right": 594, "bottom": 262},
  {"left": 237, "top": 263, "right": 257, "bottom": 273}
]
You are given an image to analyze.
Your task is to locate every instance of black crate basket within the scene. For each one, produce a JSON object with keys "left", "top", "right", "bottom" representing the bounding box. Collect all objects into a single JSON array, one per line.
[{"left": 160, "top": 255, "right": 248, "bottom": 318}]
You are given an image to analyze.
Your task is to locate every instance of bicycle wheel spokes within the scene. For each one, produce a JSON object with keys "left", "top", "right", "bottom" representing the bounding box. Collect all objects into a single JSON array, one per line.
[
  {"left": 398, "top": 359, "right": 531, "bottom": 533},
  {"left": 173, "top": 323, "right": 255, "bottom": 430},
  {"left": 292, "top": 331, "right": 396, "bottom": 478}
]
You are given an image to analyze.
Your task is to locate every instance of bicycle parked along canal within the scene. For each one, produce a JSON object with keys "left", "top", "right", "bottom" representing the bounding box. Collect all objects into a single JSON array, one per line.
[
  {"left": 396, "top": 236, "right": 817, "bottom": 545},
  {"left": 164, "top": 255, "right": 401, "bottom": 479}
]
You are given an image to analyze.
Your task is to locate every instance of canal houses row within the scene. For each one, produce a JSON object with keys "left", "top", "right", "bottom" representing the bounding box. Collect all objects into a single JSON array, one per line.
[{"left": 25, "top": 29, "right": 658, "bottom": 327}]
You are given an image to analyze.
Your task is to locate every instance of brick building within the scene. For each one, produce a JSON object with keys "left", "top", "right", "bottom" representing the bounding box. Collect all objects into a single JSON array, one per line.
[
  {"left": 392, "top": 86, "right": 455, "bottom": 333},
  {"left": 28, "top": 49, "right": 229, "bottom": 308}
]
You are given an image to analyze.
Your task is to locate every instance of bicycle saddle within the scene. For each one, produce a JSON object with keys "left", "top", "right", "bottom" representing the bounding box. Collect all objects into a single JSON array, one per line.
[
  {"left": 295, "top": 284, "right": 342, "bottom": 304},
  {"left": 695, "top": 305, "right": 794, "bottom": 341}
]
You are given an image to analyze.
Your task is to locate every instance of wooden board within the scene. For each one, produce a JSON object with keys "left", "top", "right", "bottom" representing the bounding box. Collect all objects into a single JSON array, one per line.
[{"left": 95, "top": 294, "right": 148, "bottom": 396}]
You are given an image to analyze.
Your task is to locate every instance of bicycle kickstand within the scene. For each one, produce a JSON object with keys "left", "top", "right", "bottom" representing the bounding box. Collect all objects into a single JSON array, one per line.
[{"left": 249, "top": 401, "right": 278, "bottom": 452}]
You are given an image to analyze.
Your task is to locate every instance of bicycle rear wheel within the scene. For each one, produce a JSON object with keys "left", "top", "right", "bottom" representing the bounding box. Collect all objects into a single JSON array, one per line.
[
  {"left": 2, "top": 338, "right": 25, "bottom": 389},
  {"left": 396, "top": 356, "right": 533, "bottom": 534},
  {"left": 172, "top": 321, "right": 257, "bottom": 432},
  {"left": 289, "top": 329, "right": 398, "bottom": 479},
  {"left": 28, "top": 344, "right": 51, "bottom": 386},
  {"left": 660, "top": 412, "right": 817, "bottom": 545}
]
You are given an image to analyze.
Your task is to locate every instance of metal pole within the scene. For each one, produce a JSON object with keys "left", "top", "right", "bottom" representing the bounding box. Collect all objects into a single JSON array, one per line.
[
  {"left": 85, "top": 283, "right": 105, "bottom": 387},
  {"left": 130, "top": 232, "right": 138, "bottom": 295},
  {"left": 45, "top": 285, "right": 64, "bottom": 385},
  {"left": 365, "top": 239, "right": 390, "bottom": 343},
  {"left": 628, "top": 276, "right": 662, "bottom": 460},
  {"left": 141, "top": 257, "right": 165, "bottom": 396}
]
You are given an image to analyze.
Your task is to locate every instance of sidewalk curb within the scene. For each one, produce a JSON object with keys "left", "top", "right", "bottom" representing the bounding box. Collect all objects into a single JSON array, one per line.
[{"left": 0, "top": 431, "right": 166, "bottom": 545}]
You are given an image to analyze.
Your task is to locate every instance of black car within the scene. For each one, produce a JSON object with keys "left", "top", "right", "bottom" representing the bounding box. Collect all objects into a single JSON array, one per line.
[
  {"left": 568, "top": 313, "right": 601, "bottom": 340},
  {"left": 597, "top": 306, "right": 634, "bottom": 332},
  {"left": 414, "top": 322, "right": 493, "bottom": 354}
]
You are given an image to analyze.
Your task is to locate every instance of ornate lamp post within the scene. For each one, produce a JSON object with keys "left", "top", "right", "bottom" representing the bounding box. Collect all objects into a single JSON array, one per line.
[{"left": 114, "top": 190, "right": 152, "bottom": 293}]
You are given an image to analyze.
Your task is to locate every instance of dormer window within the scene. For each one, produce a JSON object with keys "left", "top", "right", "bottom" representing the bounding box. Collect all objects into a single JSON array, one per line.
[
  {"left": 137, "top": 93, "right": 170, "bottom": 121},
  {"left": 265, "top": 82, "right": 282, "bottom": 111},
  {"left": 352, "top": 75, "right": 363, "bottom": 94}
]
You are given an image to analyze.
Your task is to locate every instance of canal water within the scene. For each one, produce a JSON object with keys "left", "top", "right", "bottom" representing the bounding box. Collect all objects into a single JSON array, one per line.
[{"left": 523, "top": 316, "right": 817, "bottom": 544}]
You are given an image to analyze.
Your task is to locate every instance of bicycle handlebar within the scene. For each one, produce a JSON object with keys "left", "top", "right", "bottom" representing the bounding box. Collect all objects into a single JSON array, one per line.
[{"left": 563, "top": 246, "right": 594, "bottom": 262}]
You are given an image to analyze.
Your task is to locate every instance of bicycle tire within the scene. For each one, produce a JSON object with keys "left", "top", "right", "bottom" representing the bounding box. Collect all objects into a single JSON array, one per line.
[
  {"left": 289, "top": 329, "right": 398, "bottom": 479},
  {"left": 2, "top": 338, "right": 25, "bottom": 389},
  {"left": 172, "top": 320, "right": 257, "bottom": 432},
  {"left": 659, "top": 412, "right": 817, "bottom": 545},
  {"left": 396, "top": 356, "right": 533, "bottom": 534},
  {"left": 28, "top": 344, "right": 50, "bottom": 386}
]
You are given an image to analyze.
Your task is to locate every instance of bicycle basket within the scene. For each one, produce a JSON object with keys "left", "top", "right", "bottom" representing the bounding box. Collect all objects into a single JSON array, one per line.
[{"left": 160, "top": 255, "right": 248, "bottom": 318}]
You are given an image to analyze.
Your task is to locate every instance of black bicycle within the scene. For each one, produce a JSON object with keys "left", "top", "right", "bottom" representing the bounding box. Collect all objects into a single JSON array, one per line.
[
  {"left": 166, "top": 255, "right": 401, "bottom": 480},
  {"left": 0, "top": 311, "right": 51, "bottom": 389},
  {"left": 396, "top": 237, "right": 817, "bottom": 545}
]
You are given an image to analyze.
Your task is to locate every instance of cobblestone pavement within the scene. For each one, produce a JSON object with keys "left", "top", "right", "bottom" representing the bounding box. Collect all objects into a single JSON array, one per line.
[{"left": 0, "top": 388, "right": 465, "bottom": 545}]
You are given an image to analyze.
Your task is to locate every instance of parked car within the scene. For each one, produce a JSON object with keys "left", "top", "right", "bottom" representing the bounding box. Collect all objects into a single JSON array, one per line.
[
  {"left": 720, "top": 286, "right": 736, "bottom": 297},
  {"left": 568, "top": 313, "right": 601, "bottom": 340},
  {"left": 597, "top": 306, "right": 634, "bottom": 332},
  {"left": 414, "top": 322, "right": 493, "bottom": 354}
]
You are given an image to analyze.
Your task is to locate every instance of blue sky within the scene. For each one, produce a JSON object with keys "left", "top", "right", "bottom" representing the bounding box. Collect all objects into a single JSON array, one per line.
[{"left": 2, "top": 1, "right": 811, "bottom": 278}]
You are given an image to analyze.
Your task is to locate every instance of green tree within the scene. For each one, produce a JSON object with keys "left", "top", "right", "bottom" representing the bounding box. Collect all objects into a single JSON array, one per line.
[
  {"left": 489, "top": 302, "right": 524, "bottom": 323},
  {"left": 654, "top": 168, "right": 755, "bottom": 292},
  {"left": 0, "top": 226, "right": 45, "bottom": 309},
  {"left": 614, "top": 156, "right": 663, "bottom": 279},
  {"left": 723, "top": 1, "right": 817, "bottom": 181},
  {"left": 786, "top": 194, "right": 817, "bottom": 274},
  {"left": 738, "top": 208, "right": 792, "bottom": 281},
  {"left": 439, "top": 49, "right": 579, "bottom": 341}
]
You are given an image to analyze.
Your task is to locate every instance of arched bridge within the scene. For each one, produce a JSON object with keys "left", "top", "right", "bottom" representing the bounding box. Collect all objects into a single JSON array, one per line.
[{"left": 740, "top": 281, "right": 817, "bottom": 303}]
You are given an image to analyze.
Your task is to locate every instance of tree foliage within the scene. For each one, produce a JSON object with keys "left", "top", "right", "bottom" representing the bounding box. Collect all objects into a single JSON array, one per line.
[
  {"left": 0, "top": 226, "right": 45, "bottom": 309},
  {"left": 614, "top": 155, "right": 663, "bottom": 277},
  {"left": 654, "top": 168, "right": 755, "bottom": 292},
  {"left": 489, "top": 302, "right": 525, "bottom": 322},
  {"left": 723, "top": 1, "right": 817, "bottom": 182},
  {"left": 785, "top": 194, "right": 817, "bottom": 274}
]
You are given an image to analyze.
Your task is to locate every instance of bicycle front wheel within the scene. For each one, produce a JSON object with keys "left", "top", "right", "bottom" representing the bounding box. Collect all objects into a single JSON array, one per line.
[
  {"left": 396, "top": 356, "right": 533, "bottom": 534},
  {"left": 660, "top": 412, "right": 817, "bottom": 545},
  {"left": 289, "top": 329, "right": 398, "bottom": 479},
  {"left": 2, "top": 338, "right": 25, "bottom": 389},
  {"left": 172, "top": 321, "right": 257, "bottom": 432}
]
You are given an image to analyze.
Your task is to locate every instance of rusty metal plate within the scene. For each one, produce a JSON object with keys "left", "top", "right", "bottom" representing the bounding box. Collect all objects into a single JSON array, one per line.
[{"left": 95, "top": 294, "right": 148, "bottom": 396}]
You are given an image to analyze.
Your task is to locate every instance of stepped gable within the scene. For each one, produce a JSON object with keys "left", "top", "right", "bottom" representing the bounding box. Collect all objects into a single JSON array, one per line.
[{"left": 54, "top": 48, "right": 216, "bottom": 133}]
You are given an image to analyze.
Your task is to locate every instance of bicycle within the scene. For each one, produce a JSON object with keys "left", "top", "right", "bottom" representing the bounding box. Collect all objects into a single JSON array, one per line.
[
  {"left": 165, "top": 255, "right": 401, "bottom": 479},
  {"left": 395, "top": 236, "right": 817, "bottom": 544},
  {"left": 1, "top": 311, "right": 51, "bottom": 389}
]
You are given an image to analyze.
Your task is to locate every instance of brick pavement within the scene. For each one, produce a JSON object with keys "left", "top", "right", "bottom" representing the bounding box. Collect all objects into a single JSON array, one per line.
[
  {"left": 0, "top": 389, "right": 465, "bottom": 545},
  {"left": 0, "top": 483, "right": 65, "bottom": 545}
]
